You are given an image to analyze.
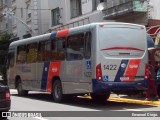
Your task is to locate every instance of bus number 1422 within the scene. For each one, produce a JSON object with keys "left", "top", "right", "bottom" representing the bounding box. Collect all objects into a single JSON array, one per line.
[{"left": 103, "top": 65, "right": 117, "bottom": 70}]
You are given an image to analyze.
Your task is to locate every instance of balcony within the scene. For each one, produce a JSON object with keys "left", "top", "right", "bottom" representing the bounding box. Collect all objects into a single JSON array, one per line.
[{"left": 102, "top": 0, "right": 147, "bottom": 20}]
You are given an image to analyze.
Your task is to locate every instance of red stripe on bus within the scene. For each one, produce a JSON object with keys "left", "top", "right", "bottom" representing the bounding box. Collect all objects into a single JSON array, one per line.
[
  {"left": 101, "top": 47, "right": 144, "bottom": 51},
  {"left": 123, "top": 59, "right": 141, "bottom": 82},
  {"left": 57, "top": 29, "right": 69, "bottom": 38},
  {"left": 47, "top": 62, "right": 61, "bottom": 92}
]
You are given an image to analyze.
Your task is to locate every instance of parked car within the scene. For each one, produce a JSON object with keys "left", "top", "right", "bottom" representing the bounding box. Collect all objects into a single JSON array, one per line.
[{"left": 0, "top": 83, "right": 11, "bottom": 118}]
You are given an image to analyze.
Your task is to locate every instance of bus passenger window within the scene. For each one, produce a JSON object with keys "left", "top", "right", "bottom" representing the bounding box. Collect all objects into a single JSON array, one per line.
[
  {"left": 26, "top": 43, "right": 37, "bottom": 63},
  {"left": 84, "top": 32, "right": 91, "bottom": 59},
  {"left": 8, "top": 52, "right": 15, "bottom": 67},
  {"left": 38, "top": 42, "right": 45, "bottom": 62},
  {"left": 16, "top": 45, "right": 26, "bottom": 64},
  {"left": 44, "top": 41, "right": 51, "bottom": 61},
  {"left": 67, "top": 34, "right": 84, "bottom": 60},
  {"left": 51, "top": 38, "right": 65, "bottom": 61}
]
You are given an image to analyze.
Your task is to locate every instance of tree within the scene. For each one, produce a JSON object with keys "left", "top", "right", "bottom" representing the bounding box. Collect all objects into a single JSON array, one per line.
[{"left": 0, "top": 32, "right": 13, "bottom": 85}]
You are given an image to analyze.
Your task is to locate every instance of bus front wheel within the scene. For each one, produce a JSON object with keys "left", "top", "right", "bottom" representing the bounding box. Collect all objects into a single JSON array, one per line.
[
  {"left": 52, "top": 80, "right": 64, "bottom": 103},
  {"left": 91, "top": 92, "right": 110, "bottom": 103},
  {"left": 17, "top": 79, "right": 28, "bottom": 96}
]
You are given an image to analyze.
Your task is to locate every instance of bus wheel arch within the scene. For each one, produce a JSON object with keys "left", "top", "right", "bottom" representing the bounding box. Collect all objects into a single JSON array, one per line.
[
  {"left": 15, "top": 75, "right": 21, "bottom": 88},
  {"left": 91, "top": 91, "right": 110, "bottom": 103},
  {"left": 51, "top": 76, "right": 64, "bottom": 103},
  {"left": 15, "top": 75, "right": 28, "bottom": 96}
]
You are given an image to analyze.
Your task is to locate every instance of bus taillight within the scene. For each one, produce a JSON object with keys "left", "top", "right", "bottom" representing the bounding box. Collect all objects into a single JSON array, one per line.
[
  {"left": 6, "top": 90, "right": 10, "bottom": 101},
  {"left": 96, "top": 64, "right": 103, "bottom": 81},
  {"left": 144, "top": 64, "right": 149, "bottom": 79}
]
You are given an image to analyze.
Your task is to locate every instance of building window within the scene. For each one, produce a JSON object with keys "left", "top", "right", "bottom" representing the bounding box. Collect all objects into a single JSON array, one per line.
[
  {"left": 26, "top": 4, "right": 31, "bottom": 19},
  {"left": 21, "top": 8, "right": 23, "bottom": 18},
  {"left": 100, "top": 0, "right": 104, "bottom": 2},
  {"left": 28, "top": 13, "right": 31, "bottom": 18},
  {"left": 70, "top": 0, "right": 82, "bottom": 18},
  {"left": 51, "top": 7, "right": 60, "bottom": 26}
]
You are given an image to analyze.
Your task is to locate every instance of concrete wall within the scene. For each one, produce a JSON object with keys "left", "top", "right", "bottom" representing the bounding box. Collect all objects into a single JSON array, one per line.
[
  {"left": 13, "top": 0, "right": 26, "bottom": 39},
  {"left": 149, "top": 0, "right": 160, "bottom": 20},
  {"left": 49, "top": 0, "right": 104, "bottom": 30}
]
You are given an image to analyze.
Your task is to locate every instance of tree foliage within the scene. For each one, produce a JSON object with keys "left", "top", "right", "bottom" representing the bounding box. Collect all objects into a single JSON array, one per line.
[
  {"left": 0, "top": 32, "right": 12, "bottom": 85},
  {"left": 0, "top": 32, "right": 12, "bottom": 50}
]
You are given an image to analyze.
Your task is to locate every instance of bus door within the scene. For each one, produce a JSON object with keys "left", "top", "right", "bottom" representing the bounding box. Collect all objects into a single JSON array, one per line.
[
  {"left": 99, "top": 24, "right": 147, "bottom": 83},
  {"left": 65, "top": 34, "right": 84, "bottom": 92},
  {"left": 83, "top": 32, "right": 92, "bottom": 83}
]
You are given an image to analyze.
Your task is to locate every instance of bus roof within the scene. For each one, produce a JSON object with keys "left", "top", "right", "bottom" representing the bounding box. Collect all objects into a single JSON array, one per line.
[{"left": 9, "top": 22, "right": 145, "bottom": 48}]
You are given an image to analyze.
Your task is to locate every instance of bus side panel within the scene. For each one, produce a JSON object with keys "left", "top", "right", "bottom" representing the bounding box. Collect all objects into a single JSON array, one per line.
[
  {"left": 14, "top": 63, "right": 37, "bottom": 90},
  {"left": 37, "top": 62, "right": 49, "bottom": 91},
  {"left": 47, "top": 61, "right": 61, "bottom": 92}
]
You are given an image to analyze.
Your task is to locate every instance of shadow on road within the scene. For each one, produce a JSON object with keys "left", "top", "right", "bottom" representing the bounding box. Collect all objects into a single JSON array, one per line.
[{"left": 11, "top": 92, "right": 156, "bottom": 111}]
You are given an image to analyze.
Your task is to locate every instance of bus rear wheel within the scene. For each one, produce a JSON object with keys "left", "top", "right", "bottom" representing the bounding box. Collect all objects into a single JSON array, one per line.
[
  {"left": 52, "top": 80, "right": 64, "bottom": 103},
  {"left": 17, "top": 79, "right": 28, "bottom": 96},
  {"left": 91, "top": 92, "right": 110, "bottom": 103}
]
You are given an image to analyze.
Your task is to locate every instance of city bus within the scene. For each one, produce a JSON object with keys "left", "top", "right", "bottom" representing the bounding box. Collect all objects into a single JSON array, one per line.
[{"left": 7, "top": 22, "right": 149, "bottom": 102}]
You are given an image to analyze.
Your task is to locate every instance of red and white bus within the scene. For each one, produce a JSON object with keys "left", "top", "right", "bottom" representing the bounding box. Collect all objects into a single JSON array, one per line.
[{"left": 7, "top": 22, "right": 149, "bottom": 102}]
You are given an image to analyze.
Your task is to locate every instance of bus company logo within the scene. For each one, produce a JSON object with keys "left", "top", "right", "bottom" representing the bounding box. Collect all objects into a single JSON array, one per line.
[
  {"left": 121, "top": 63, "right": 126, "bottom": 68},
  {"left": 129, "top": 65, "right": 138, "bottom": 69},
  {"left": 52, "top": 67, "right": 58, "bottom": 72}
]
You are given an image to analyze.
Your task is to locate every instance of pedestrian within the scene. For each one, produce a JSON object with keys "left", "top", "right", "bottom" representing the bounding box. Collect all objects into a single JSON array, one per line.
[{"left": 145, "top": 64, "right": 159, "bottom": 101}]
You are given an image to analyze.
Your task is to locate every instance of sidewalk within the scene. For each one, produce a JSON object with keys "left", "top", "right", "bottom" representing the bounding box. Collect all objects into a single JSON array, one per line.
[{"left": 109, "top": 94, "right": 160, "bottom": 106}]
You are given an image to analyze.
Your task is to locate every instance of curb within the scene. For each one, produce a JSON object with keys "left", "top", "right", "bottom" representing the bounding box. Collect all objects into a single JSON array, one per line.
[
  {"left": 108, "top": 97, "right": 160, "bottom": 106},
  {"left": 82, "top": 95, "right": 160, "bottom": 106}
]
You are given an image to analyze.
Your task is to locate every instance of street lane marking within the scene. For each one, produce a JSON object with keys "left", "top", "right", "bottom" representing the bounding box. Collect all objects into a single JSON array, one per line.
[{"left": 34, "top": 117, "right": 48, "bottom": 120}]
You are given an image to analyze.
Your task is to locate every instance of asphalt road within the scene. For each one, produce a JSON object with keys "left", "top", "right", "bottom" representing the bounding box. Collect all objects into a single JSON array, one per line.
[{"left": 4, "top": 89, "right": 160, "bottom": 120}]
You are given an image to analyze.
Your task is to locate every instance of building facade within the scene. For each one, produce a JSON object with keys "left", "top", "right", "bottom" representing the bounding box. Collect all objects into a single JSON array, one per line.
[
  {"left": 48, "top": 0, "right": 160, "bottom": 40},
  {"left": 24, "top": 0, "right": 50, "bottom": 38},
  {"left": 48, "top": 0, "right": 106, "bottom": 31},
  {"left": 0, "top": 0, "right": 50, "bottom": 39},
  {"left": 0, "top": 0, "right": 12, "bottom": 34},
  {"left": 1, "top": 0, "right": 160, "bottom": 40}
]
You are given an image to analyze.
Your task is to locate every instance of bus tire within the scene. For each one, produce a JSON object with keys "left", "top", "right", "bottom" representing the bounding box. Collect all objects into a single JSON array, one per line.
[
  {"left": 157, "top": 85, "right": 160, "bottom": 98},
  {"left": 17, "top": 79, "right": 28, "bottom": 96},
  {"left": 52, "top": 80, "right": 64, "bottom": 103},
  {"left": 91, "top": 92, "right": 110, "bottom": 103}
]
